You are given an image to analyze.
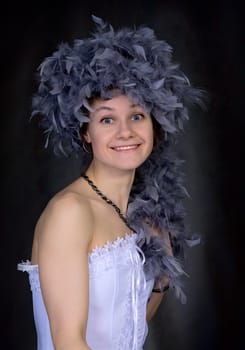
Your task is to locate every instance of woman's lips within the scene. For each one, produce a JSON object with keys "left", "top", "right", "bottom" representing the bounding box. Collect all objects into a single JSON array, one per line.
[{"left": 111, "top": 144, "right": 140, "bottom": 151}]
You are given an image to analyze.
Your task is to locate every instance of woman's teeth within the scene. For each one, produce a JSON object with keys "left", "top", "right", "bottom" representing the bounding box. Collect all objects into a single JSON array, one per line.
[{"left": 113, "top": 145, "right": 138, "bottom": 151}]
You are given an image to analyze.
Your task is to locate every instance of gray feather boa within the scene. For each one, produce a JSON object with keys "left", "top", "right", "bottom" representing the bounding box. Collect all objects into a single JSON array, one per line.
[{"left": 128, "top": 140, "right": 200, "bottom": 304}]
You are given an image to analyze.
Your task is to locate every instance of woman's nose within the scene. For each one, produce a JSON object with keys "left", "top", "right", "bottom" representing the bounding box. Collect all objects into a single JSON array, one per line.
[{"left": 116, "top": 120, "right": 134, "bottom": 138}]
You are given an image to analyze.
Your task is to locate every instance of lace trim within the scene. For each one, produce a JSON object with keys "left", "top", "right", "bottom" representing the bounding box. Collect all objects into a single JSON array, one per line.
[
  {"left": 18, "top": 260, "right": 38, "bottom": 272},
  {"left": 17, "top": 261, "right": 41, "bottom": 292},
  {"left": 113, "top": 243, "right": 147, "bottom": 350},
  {"left": 135, "top": 286, "right": 149, "bottom": 348},
  {"left": 88, "top": 233, "right": 137, "bottom": 258},
  {"left": 114, "top": 264, "right": 134, "bottom": 349},
  {"left": 88, "top": 233, "right": 138, "bottom": 275}
]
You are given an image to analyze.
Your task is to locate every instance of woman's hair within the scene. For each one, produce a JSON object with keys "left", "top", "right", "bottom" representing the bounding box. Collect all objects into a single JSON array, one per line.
[{"left": 32, "top": 15, "right": 204, "bottom": 303}]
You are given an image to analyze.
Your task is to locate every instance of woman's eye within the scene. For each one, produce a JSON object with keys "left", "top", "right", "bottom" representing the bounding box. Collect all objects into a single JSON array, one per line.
[
  {"left": 132, "top": 114, "right": 144, "bottom": 121},
  {"left": 101, "top": 117, "right": 113, "bottom": 124}
]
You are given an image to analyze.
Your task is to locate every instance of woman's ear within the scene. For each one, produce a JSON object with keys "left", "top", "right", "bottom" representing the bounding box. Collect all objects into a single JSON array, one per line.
[{"left": 82, "top": 129, "right": 91, "bottom": 144}]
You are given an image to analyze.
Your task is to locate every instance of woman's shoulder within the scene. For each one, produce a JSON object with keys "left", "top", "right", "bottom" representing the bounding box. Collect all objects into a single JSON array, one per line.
[
  {"left": 35, "top": 179, "right": 94, "bottom": 239},
  {"left": 45, "top": 178, "right": 93, "bottom": 217},
  {"left": 32, "top": 180, "right": 94, "bottom": 263}
]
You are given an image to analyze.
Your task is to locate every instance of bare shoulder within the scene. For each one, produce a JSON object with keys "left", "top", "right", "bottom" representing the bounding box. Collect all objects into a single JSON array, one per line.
[
  {"left": 34, "top": 185, "right": 94, "bottom": 254},
  {"left": 45, "top": 188, "right": 92, "bottom": 219}
]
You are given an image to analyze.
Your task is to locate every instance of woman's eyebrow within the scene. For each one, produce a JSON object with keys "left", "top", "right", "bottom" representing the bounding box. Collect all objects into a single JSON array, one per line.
[
  {"left": 93, "top": 106, "right": 114, "bottom": 114},
  {"left": 93, "top": 103, "right": 143, "bottom": 114},
  {"left": 130, "top": 103, "right": 140, "bottom": 108},
  {"left": 130, "top": 104, "right": 145, "bottom": 111}
]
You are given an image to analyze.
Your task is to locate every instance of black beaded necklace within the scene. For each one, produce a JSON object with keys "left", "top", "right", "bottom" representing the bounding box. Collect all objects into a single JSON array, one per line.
[{"left": 82, "top": 174, "right": 132, "bottom": 230}]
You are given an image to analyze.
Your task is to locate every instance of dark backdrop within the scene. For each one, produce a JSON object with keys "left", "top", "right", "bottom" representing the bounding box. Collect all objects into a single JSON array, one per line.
[{"left": 1, "top": 0, "right": 244, "bottom": 349}]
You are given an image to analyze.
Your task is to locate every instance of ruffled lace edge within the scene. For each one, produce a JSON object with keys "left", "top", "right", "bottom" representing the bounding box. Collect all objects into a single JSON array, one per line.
[
  {"left": 88, "top": 233, "right": 137, "bottom": 260},
  {"left": 17, "top": 260, "right": 38, "bottom": 272}
]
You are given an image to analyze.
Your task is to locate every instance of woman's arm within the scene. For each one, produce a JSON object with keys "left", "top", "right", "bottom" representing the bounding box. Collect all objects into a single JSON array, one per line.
[
  {"left": 146, "top": 276, "right": 169, "bottom": 321},
  {"left": 35, "top": 192, "right": 93, "bottom": 350}
]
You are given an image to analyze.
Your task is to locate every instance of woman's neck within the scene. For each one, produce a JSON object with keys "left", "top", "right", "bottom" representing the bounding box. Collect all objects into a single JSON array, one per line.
[{"left": 85, "top": 163, "right": 135, "bottom": 214}]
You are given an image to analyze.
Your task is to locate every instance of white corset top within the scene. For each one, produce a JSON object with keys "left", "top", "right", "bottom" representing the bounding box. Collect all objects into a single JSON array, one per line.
[{"left": 18, "top": 234, "right": 154, "bottom": 350}]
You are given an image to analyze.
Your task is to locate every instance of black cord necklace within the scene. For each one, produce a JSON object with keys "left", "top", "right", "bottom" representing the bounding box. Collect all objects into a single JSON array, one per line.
[{"left": 82, "top": 174, "right": 132, "bottom": 230}]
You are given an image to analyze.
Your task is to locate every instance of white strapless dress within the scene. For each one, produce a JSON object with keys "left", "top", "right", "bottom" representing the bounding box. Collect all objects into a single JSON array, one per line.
[{"left": 18, "top": 233, "right": 154, "bottom": 350}]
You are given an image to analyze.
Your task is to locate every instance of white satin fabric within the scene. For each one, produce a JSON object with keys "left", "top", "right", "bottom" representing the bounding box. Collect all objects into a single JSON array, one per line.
[{"left": 18, "top": 233, "right": 154, "bottom": 350}]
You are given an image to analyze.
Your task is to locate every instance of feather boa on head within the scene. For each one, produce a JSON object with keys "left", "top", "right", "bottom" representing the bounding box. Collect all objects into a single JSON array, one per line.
[
  {"left": 31, "top": 15, "right": 204, "bottom": 156},
  {"left": 128, "top": 141, "right": 200, "bottom": 304}
]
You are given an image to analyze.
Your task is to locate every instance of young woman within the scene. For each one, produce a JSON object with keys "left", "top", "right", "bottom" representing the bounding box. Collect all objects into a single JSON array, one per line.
[{"left": 18, "top": 16, "right": 202, "bottom": 350}]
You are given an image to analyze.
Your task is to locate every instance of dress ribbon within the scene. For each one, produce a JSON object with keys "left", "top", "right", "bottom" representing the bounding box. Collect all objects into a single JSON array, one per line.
[{"left": 129, "top": 245, "right": 146, "bottom": 350}]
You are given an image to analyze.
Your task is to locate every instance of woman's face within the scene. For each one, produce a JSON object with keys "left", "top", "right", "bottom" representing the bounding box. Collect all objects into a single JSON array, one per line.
[{"left": 84, "top": 94, "right": 154, "bottom": 172}]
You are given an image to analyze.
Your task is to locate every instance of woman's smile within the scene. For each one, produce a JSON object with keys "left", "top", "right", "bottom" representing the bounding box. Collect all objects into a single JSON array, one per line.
[{"left": 111, "top": 144, "right": 141, "bottom": 152}]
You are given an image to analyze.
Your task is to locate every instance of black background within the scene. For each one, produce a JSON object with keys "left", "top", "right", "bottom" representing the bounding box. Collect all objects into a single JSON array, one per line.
[{"left": 1, "top": 0, "right": 244, "bottom": 349}]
